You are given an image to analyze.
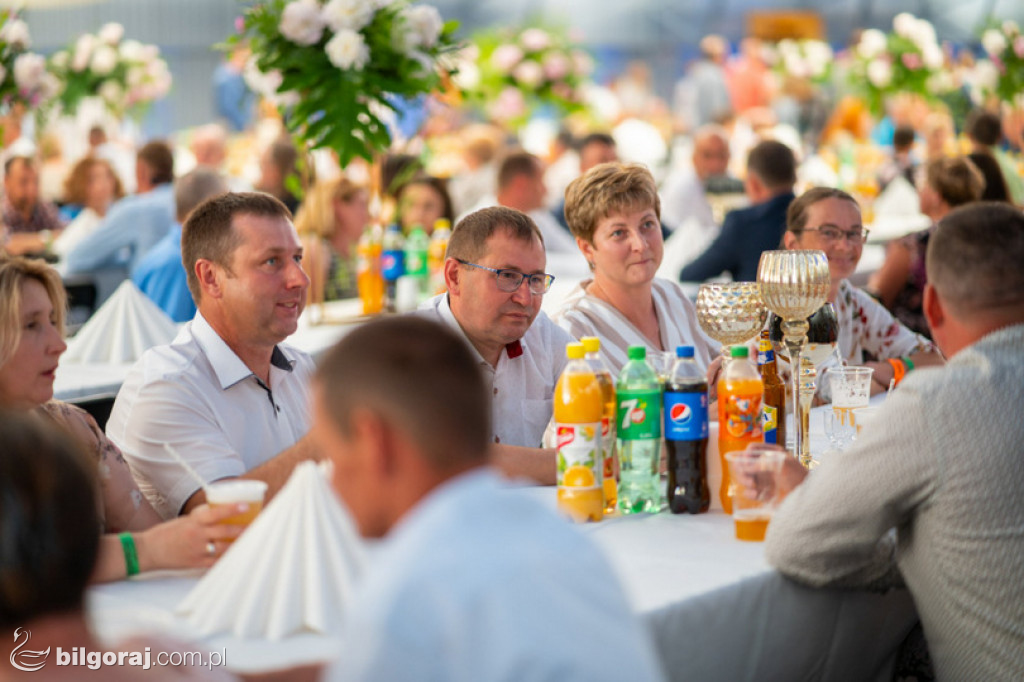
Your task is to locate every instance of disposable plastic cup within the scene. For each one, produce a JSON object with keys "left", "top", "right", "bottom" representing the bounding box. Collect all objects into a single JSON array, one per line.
[
  {"left": 206, "top": 480, "right": 267, "bottom": 540},
  {"left": 725, "top": 447, "right": 787, "bottom": 542}
]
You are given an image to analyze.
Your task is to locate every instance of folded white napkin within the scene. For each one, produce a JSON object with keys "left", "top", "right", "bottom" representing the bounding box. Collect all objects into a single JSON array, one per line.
[
  {"left": 873, "top": 175, "right": 919, "bottom": 218},
  {"left": 63, "top": 280, "right": 178, "bottom": 364},
  {"left": 177, "top": 461, "right": 365, "bottom": 640}
]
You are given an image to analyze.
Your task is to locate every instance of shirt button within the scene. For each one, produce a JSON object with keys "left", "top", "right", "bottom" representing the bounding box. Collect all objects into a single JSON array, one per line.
[
  {"left": 493, "top": 387, "right": 498, "bottom": 395},
  {"left": 494, "top": 435, "right": 500, "bottom": 443}
]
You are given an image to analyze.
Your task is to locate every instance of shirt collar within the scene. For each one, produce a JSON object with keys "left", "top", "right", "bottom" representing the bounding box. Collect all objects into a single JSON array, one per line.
[
  {"left": 190, "top": 312, "right": 294, "bottom": 390},
  {"left": 436, "top": 295, "right": 524, "bottom": 364}
]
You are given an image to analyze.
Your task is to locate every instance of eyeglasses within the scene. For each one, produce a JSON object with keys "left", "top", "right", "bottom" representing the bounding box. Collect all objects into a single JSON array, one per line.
[
  {"left": 802, "top": 226, "right": 870, "bottom": 245},
  {"left": 455, "top": 259, "right": 555, "bottom": 294}
]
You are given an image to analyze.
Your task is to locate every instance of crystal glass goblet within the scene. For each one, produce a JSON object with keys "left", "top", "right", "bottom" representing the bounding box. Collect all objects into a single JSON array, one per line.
[{"left": 695, "top": 282, "right": 768, "bottom": 359}]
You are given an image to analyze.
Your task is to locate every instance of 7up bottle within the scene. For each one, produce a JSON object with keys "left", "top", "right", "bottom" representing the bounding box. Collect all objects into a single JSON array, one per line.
[
  {"left": 616, "top": 346, "right": 662, "bottom": 514},
  {"left": 554, "top": 342, "right": 604, "bottom": 522}
]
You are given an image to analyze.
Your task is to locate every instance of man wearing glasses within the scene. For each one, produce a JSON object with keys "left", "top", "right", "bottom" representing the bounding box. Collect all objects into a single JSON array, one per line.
[{"left": 418, "top": 206, "right": 572, "bottom": 484}]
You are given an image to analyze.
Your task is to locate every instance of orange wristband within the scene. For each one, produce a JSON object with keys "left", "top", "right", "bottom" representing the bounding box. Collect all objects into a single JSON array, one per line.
[{"left": 888, "top": 357, "right": 906, "bottom": 385}]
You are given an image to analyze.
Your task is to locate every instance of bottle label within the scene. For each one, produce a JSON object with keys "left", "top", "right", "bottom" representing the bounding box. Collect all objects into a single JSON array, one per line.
[
  {"left": 555, "top": 422, "right": 602, "bottom": 491},
  {"left": 381, "top": 250, "right": 405, "bottom": 281},
  {"left": 762, "top": 405, "right": 778, "bottom": 444},
  {"left": 406, "top": 251, "right": 427, "bottom": 276},
  {"left": 724, "top": 394, "right": 763, "bottom": 439},
  {"left": 616, "top": 389, "right": 661, "bottom": 440},
  {"left": 757, "top": 347, "right": 775, "bottom": 365},
  {"left": 664, "top": 390, "right": 708, "bottom": 441}
]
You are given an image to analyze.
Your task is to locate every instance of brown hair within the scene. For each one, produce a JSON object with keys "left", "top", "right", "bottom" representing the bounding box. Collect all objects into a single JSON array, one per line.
[
  {"left": 396, "top": 174, "right": 455, "bottom": 227},
  {"left": 923, "top": 157, "right": 984, "bottom": 208},
  {"left": 497, "top": 151, "right": 541, "bottom": 191},
  {"left": 62, "top": 157, "right": 124, "bottom": 207},
  {"left": 786, "top": 187, "right": 860, "bottom": 234},
  {"left": 0, "top": 410, "right": 100, "bottom": 627},
  {"left": 927, "top": 202, "right": 1024, "bottom": 312},
  {"left": 747, "top": 140, "right": 797, "bottom": 191},
  {"left": 316, "top": 316, "right": 490, "bottom": 470},
  {"left": 446, "top": 206, "right": 543, "bottom": 263},
  {"left": 137, "top": 140, "right": 175, "bottom": 186},
  {"left": 181, "top": 192, "right": 291, "bottom": 302},
  {"left": 0, "top": 256, "right": 67, "bottom": 369},
  {"left": 294, "top": 177, "right": 366, "bottom": 239},
  {"left": 564, "top": 162, "right": 660, "bottom": 243}
]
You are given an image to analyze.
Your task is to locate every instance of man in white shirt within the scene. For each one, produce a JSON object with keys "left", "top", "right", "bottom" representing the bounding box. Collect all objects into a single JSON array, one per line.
[
  {"left": 311, "top": 315, "right": 665, "bottom": 682},
  {"left": 107, "top": 192, "right": 319, "bottom": 519},
  {"left": 418, "top": 206, "right": 573, "bottom": 484}
]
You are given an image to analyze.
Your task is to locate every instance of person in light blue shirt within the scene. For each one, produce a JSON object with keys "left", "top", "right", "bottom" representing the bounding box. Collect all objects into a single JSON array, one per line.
[
  {"left": 312, "top": 316, "right": 666, "bottom": 682},
  {"left": 133, "top": 168, "right": 228, "bottom": 323},
  {"left": 63, "top": 141, "right": 176, "bottom": 277}
]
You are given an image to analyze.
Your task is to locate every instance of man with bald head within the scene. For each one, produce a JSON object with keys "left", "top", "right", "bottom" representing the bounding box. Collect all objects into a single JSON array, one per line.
[
  {"left": 661, "top": 125, "right": 732, "bottom": 233},
  {"left": 764, "top": 202, "right": 1024, "bottom": 680}
]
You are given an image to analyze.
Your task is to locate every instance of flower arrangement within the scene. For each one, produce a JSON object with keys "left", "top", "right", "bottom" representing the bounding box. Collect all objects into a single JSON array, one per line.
[
  {"left": 766, "top": 39, "right": 833, "bottom": 85},
  {"left": 0, "top": 10, "right": 59, "bottom": 116},
  {"left": 233, "top": 0, "right": 460, "bottom": 166},
  {"left": 977, "top": 20, "right": 1024, "bottom": 105},
  {"left": 459, "top": 24, "right": 593, "bottom": 128},
  {"left": 48, "top": 23, "right": 172, "bottom": 119},
  {"left": 848, "top": 13, "right": 951, "bottom": 116}
]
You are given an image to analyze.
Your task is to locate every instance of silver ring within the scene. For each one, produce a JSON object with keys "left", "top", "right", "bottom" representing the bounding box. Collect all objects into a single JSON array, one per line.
[{"left": 206, "top": 541, "right": 216, "bottom": 556}]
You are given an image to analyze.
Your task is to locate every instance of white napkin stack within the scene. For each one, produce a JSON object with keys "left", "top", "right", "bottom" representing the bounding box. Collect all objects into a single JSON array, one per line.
[
  {"left": 63, "top": 280, "right": 178, "bottom": 364},
  {"left": 177, "top": 462, "right": 365, "bottom": 640}
]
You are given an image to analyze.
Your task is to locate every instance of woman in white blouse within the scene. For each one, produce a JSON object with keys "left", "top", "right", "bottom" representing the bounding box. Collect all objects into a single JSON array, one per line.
[
  {"left": 783, "top": 187, "right": 944, "bottom": 393},
  {"left": 553, "top": 162, "right": 717, "bottom": 375}
]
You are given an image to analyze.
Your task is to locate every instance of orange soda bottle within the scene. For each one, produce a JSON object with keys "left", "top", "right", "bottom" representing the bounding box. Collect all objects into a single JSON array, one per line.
[
  {"left": 427, "top": 219, "right": 451, "bottom": 294},
  {"left": 554, "top": 342, "right": 604, "bottom": 522},
  {"left": 356, "top": 225, "right": 384, "bottom": 314},
  {"left": 717, "top": 346, "right": 763, "bottom": 514},
  {"left": 581, "top": 336, "right": 617, "bottom": 514}
]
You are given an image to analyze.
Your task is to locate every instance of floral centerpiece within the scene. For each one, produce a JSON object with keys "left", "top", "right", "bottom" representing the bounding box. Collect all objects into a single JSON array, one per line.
[
  {"left": 977, "top": 20, "right": 1024, "bottom": 106},
  {"left": 232, "top": 0, "right": 460, "bottom": 166},
  {"left": 766, "top": 39, "right": 834, "bottom": 85},
  {"left": 0, "top": 11, "right": 59, "bottom": 124},
  {"left": 459, "top": 24, "right": 593, "bottom": 129},
  {"left": 48, "top": 23, "right": 172, "bottom": 120},
  {"left": 848, "top": 13, "right": 951, "bottom": 116}
]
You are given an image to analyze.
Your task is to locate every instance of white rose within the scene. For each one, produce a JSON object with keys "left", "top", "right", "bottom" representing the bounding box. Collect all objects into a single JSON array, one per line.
[
  {"left": 372, "top": 0, "right": 393, "bottom": 9},
  {"left": 72, "top": 33, "right": 96, "bottom": 72},
  {"left": 99, "top": 80, "right": 123, "bottom": 105},
  {"left": 513, "top": 59, "right": 544, "bottom": 88},
  {"left": 857, "top": 29, "right": 887, "bottom": 60},
  {"left": 98, "top": 22, "right": 124, "bottom": 45},
  {"left": 520, "top": 28, "right": 550, "bottom": 52},
  {"left": 325, "top": 29, "right": 370, "bottom": 70},
  {"left": 39, "top": 73, "right": 60, "bottom": 100},
  {"left": 90, "top": 46, "right": 119, "bottom": 76},
  {"left": 141, "top": 44, "right": 160, "bottom": 62},
  {"left": 922, "top": 44, "right": 944, "bottom": 71},
  {"left": 126, "top": 65, "right": 145, "bottom": 88},
  {"left": 926, "top": 72, "right": 954, "bottom": 94},
  {"left": 867, "top": 59, "right": 892, "bottom": 88},
  {"left": 403, "top": 5, "right": 443, "bottom": 49},
  {"left": 279, "top": 0, "right": 326, "bottom": 46},
  {"left": 912, "top": 19, "right": 937, "bottom": 51},
  {"left": 13, "top": 53, "right": 46, "bottom": 92},
  {"left": 0, "top": 18, "right": 31, "bottom": 50},
  {"left": 50, "top": 50, "right": 69, "bottom": 70},
  {"left": 805, "top": 40, "right": 833, "bottom": 65},
  {"left": 982, "top": 29, "right": 1008, "bottom": 57},
  {"left": 973, "top": 59, "right": 1000, "bottom": 91},
  {"left": 893, "top": 13, "right": 916, "bottom": 38},
  {"left": 452, "top": 61, "right": 480, "bottom": 90},
  {"left": 323, "top": 0, "right": 374, "bottom": 33},
  {"left": 119, "top": 39, "right": 145, "bottom": 62},
  {"left": 1003, "top": 21, "right": 1020, "bottom": 37}
]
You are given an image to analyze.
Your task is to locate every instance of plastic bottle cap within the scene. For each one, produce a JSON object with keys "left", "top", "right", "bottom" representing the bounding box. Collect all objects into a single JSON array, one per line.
[
  {"left": 730, "top": 346, "right": 749, "bottom": 358},
  {"left": 566, "top": 342, "right": 585, "bottom": 360},
  {"left": 581, "top": 336, "right": 600, "bottom": 353},
  {"left": 627, "top": 345, "right": 646, "bottom": 360},
  {"left": 676, "top": 345, "right": 694, "bottom": 358}
]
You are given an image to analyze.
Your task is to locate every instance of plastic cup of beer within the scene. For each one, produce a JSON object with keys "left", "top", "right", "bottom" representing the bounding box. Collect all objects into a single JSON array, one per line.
[
  {"left": 829, "top": 366, "right": 874, "bottom": 428},
  {"left": 206, "top": 480, "right": 267, "bottom": 541},
  {"left": 724, "top": 447, "right": 787, "bottom": 542}
]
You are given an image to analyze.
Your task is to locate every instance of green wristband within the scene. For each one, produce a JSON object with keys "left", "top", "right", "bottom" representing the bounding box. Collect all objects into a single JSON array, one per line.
[
  {"left": 902, "top": 356, "right": 915, "bottom": 371},
  {"left": 119, "top": 532, "right": 139, "bottom": 577}
]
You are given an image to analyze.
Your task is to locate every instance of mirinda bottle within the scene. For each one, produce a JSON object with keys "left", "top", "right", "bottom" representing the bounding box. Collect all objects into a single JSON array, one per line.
[
  {"left": 717, "top": 346, "right": 763, "bottom": 514},
  {"left": 356, "top": 225, "right": 384, "bottom": 314},
  {"left": 554, "top": 342, "right": 604, "bottom": 523},
  {"left": 581, "top": 336, "right": 617, "bottom": 514}
]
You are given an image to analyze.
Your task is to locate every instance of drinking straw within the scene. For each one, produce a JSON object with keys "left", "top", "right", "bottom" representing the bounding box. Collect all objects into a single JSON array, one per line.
[{"left": 164, "top": 443, "right": 211, "bottom": 495}]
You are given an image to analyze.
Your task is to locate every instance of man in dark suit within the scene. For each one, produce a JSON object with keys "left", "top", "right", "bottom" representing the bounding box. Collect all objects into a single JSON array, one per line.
[{"left": 679, "top": 140, "right": 796, "bottom": 283}]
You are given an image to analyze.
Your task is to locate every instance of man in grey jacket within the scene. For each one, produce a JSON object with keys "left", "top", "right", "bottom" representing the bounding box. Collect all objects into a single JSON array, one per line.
[{"left": 763, "top": 202, "right": 1024, "bottom": 681}]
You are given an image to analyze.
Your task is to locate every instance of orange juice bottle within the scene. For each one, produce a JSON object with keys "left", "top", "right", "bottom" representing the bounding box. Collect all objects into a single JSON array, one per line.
[
  {"left": 554, "top": 342, "right": 604, "bottom": 522},
  {"left": 581, "top": 336, "right": 617, "bottom": 514},
  {"left": 356, "top": 225, "right": 384, "bottom": 314},
  {"left": 717, "top": 346, "right": 763, "bottom": 514}
]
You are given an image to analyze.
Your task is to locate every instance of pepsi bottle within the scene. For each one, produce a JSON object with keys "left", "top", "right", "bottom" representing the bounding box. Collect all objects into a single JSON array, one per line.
[{"left": 663, "top": 345, "right": 710, "bottom": 514}]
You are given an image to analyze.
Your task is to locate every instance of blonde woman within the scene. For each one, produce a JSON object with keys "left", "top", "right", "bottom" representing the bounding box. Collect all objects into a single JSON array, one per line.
[
  {"left": 294, "top": 177, "right": 370, "bottom": 303},
  {"left": 0, "top": 256, "right": 243, "bottom": 582}
]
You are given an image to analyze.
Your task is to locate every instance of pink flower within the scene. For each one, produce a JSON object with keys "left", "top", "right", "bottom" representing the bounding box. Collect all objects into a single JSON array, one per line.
[
  {"left": 901, "top": 52, "right": 922, "bottom": 70},
  {"left": 542, "top": 53, "right": 570, "bottom": 81},
  {"left": 1015, "top": 36, "right": 1024, "bottom": 59},
  {"left": 488, "top": 86, "right": 526, "bottom": 121},
  {"left": 491, "top": 44, "right": 523, "bottom": 72}
]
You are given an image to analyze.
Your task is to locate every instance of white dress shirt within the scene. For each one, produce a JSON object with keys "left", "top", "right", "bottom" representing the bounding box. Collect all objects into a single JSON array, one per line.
[
  {"left": 417, "top": 294, "right": 572, "bottom": 448},
  {"left": 325, "top": 468, "right": 666, "bottom": 682},
  {"left": 106, "top": 313, "right": 314, "bottom": 518}
]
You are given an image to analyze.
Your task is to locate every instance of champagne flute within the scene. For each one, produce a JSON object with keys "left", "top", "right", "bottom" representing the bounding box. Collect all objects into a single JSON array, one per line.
[{"left": 756, "top": 251, "right": 831, "bottom": 468}]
